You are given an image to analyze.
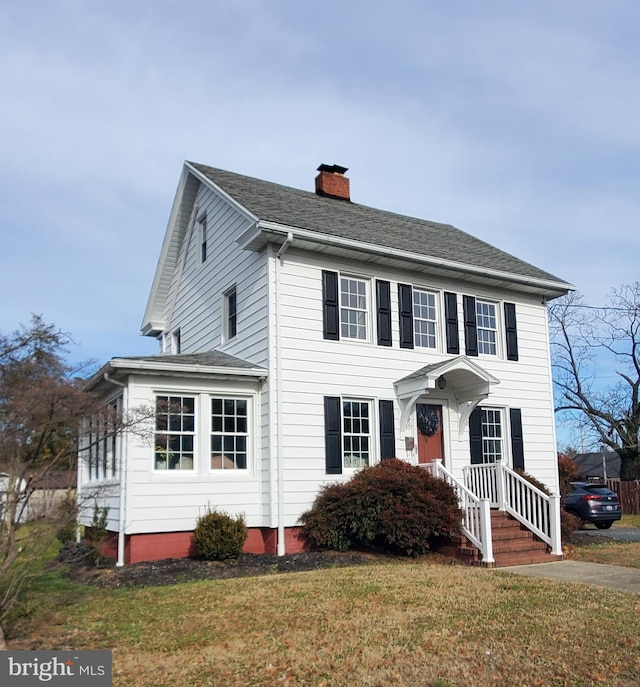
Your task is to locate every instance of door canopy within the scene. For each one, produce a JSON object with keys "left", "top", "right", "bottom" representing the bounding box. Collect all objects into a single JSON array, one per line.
[{"left": 394, "top": 356, "right": 500, "bottom": 434}]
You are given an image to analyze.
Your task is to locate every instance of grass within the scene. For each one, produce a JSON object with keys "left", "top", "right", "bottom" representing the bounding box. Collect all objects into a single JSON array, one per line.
[
  {"left": 8, "top": 552, "right": 640, "bottom": 687},
  {"left": 566, "top": 515, "right": 640, "bottom": 569}
]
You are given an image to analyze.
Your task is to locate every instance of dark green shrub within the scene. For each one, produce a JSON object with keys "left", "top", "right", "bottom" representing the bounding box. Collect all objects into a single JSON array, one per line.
[
  {"left": 193, "top": 509, "right": 247, "bottom": 561},
  {"left": 299, "top": 459, "right": 461, "bottom": 557}
]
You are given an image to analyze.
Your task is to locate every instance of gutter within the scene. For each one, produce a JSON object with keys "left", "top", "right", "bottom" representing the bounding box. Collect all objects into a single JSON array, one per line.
[
  {"left": 275, "top": 232, "right": 293, "bottom": 555},
  {"left": 104, "top": 373, "right": 128, "bottom": 567},
  {"left": 241, "top": 221, "right": 575, "bottom": 296}
]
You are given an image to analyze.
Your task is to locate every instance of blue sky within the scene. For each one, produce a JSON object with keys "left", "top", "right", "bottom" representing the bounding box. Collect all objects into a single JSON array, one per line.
[{"left": 1, "top": 1, "right": 638, "bottom": 389}]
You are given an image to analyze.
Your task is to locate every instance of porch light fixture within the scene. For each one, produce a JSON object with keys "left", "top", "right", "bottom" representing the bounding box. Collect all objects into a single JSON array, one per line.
[{"left": 437, "top": 376, "right": 447, "bottom": 389}]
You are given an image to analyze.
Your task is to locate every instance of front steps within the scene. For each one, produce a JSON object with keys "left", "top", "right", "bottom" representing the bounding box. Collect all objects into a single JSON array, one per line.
[{"left": 443, "top": 511, "right": 564, "bottom": 568}]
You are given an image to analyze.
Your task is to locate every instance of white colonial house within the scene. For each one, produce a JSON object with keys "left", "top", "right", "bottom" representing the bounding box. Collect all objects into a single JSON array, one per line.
[{"left": 79, "top": 162, "right": 573, "bottom": 566}]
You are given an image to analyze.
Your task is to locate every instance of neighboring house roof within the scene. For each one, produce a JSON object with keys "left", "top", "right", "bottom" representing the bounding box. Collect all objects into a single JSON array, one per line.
[
  {"left": 83, "top": 352, "right": 267, "bottom": 393},
  {"left": 142, "top": 162, "right": 574, "bottom": 336},
  {"left": 572, "top": 451, "right": 621, "bottom": 480}
]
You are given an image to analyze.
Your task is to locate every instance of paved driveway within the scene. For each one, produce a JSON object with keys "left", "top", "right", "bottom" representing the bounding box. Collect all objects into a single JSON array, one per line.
[
  {"left": 499, "top": 560, "right": 640, "bottom": 593},
  {"left": 579, "top": 525, "right": 640, "bottom": 542}
]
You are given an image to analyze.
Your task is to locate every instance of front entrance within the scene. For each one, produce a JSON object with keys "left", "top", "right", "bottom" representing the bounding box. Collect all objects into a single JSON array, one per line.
[{"left": 416, "top": 404, "right": 444, "bottom": 464}]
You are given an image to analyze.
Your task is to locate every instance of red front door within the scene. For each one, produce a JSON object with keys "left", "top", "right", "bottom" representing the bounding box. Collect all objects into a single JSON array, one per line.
[{"left": 416, "top": 404, "right": 444, "bottom": 464}]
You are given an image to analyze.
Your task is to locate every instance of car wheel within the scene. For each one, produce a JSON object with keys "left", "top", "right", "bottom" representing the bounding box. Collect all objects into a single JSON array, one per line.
[{"left": 594, "top": 521, "right": 613, "bottom": 530}]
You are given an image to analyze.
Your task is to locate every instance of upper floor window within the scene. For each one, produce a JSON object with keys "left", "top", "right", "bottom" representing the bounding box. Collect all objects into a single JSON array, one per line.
[
  {"left": 197, "top": 214, "right": 207, "bottom": 263},
  {"left": 340, "top": 276, "right": 368, "bottom": 340},
  {"left": 476, "top": 300, "right": 497, "bottom": 355},
  {"left": 154, "top": 395, "right": 195, "bottom": 470},
  {"left": 224, "top": 286, "right": 237, "bottom": 340},
  {"left": 210, "top": 398, "right": 248, "bottom": 470},
  {"left": 413, "top": 288, "right": 438, "bottom": 349}
]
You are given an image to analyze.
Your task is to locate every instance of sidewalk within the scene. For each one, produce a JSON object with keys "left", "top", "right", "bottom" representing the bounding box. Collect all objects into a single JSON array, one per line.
[{"left": 498, "top": 560, "right": 640, "bottom": 593}]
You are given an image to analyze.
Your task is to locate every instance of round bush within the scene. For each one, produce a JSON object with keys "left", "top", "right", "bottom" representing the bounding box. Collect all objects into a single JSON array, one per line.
[
  {"left": 193, "top": 509, "right": 247, "bottom": 561},
  {"left": 299, "top": 459, "right": 462, "bottom": 557}
]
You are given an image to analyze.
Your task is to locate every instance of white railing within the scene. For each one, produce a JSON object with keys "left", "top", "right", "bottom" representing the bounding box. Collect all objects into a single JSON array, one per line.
[
  {"left": 428, "top": 459, "right": 494, "bottom": 565},
  {"left": 463, "top": 461, "right": 562, "bottom": 557}
]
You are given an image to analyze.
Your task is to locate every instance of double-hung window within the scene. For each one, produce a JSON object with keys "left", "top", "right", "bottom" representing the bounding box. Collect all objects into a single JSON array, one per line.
[
  {"left": 476, "top": 300, "right": 498, "bottom": 355},
  {"left": 480, "top": 408, "right": 503, "bottom": 463},
  {"left": 154, "top": 395, "right": 196, "bottom": 470},
  {"left": 210, "top": 398, "right": 248, "bottom": 470},
  {"left": 342, "top": 399, "right": 371, "bottom": 469},
  {"left": 413, "top": 288, "right": 438, "bottom": 349},
  {"left": 340, "top": 276, "right": 368, "bottom": 340}
]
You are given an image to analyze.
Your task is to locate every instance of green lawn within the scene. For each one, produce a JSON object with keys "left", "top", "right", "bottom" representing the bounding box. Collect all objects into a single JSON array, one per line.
[{"left": 8, "top": 548, "right": 640, "bottom": 687}]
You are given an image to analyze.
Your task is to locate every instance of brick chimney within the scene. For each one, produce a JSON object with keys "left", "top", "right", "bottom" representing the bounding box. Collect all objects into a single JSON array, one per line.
[{"left": 315, "top": 164, "right": 350, "bottom": 201}]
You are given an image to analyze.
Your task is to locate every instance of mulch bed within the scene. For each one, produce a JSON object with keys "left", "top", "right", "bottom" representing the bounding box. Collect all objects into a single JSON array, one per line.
[
  {"left": 61, "top": 549, "right": 394, "bottom": 589},
  {"left": 58, "top": 531, "right": 611, "bottom": 589}
]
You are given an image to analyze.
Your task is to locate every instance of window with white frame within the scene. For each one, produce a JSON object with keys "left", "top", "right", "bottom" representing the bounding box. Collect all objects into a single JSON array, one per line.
[
  {"left": 481, "top": 408, "right": 503, "bottom": 463},
  {"left": 210, "top": 398, "right": 248, "bottom": 470},
  {"left": 413, "top": 288, "right": 438, "bottom": 348},
  {"left": 340, "top": 276, "right": 368, "bottom": 340},
  {"left": 342, "top": 399, "right": 371, "bottom": 469},
  {"left": 224, "top": 286, "right": 237, "bottom": 341},
  {"left": 154, "top": 395, "right": 196, "bottom": 470},
  {"left": 84, "top": 398, "right": 121, "bottom": 481},
  {"left": 476, "top": 300, "right": 498, "bottom": 355}
]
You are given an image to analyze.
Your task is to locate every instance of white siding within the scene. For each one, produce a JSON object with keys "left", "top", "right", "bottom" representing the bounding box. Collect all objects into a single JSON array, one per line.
[
  {"left": 272, "top": 250, "right": 560, "bottom": 526},
  {"left": 163, "top": 183, "right": 269, "bottom": 367},
  {"left": 120, "top": 373, "right": 266, "bottom": 535}
]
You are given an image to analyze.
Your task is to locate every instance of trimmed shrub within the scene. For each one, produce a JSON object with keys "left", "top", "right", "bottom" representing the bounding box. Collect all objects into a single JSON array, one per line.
[
  {"left": 193, "top": 509, "right": 247, "bottom": 561},
  {"left": 299, "top": 459, "right": 461, "bottom": 557}
]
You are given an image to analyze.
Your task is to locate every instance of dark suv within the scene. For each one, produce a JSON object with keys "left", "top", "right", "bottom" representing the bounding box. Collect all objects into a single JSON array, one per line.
[{"left": 563, "top": 482, "right": 622, "bottom": 529}]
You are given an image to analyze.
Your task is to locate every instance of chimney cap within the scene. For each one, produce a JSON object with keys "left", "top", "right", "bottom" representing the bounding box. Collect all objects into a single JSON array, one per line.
[{"left": 317, "top": 163, "right": 348, "bottom": 175}]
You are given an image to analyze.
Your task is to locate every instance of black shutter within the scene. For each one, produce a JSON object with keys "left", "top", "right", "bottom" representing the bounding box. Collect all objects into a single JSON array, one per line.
[
  {"left": 322, "top": 271, "right": 339, "bottom": 340},
  {"left": 510, "top": 408, "right": 525, "bottom": 470},
  {"left": 469, "top": 407, "right": 483, "bottom": 464},
  {"left": 324, "top": 397, "right": 342, "bottom": 474},
  {"left": 398, "top": 283, "right": 414, "bottom": 349},
  {"left": 504, "top": 302, "right": 519, "bottom": 361},
  {"left": 376, "top": 280, "right": 392, "bottom": 346},
  {"left": 463, "top": 295, "right": 478, "bottom": 356},
  {"left": 379, "top": 400, "right": 396, "bottom": 460},
  {"left": 444, "top": 292, "right": 460, "bottom": 354}
]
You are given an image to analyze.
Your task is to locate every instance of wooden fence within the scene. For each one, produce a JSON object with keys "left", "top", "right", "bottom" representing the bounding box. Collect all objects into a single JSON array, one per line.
[{"left": 605, "top": 479, "right": 640, "bottom": 515}]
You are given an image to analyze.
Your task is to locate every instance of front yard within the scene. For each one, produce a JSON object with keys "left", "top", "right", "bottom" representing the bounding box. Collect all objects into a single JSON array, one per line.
[{"left": 7, "top": 530, "right": 640, "bottom": 687}]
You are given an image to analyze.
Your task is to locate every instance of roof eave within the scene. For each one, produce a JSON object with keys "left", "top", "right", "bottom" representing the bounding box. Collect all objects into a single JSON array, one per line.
[{"left": 238, "top": 221, "right": 575, "bottom": 298}]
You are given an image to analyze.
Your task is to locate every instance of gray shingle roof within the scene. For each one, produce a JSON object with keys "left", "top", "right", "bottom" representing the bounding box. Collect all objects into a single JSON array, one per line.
[
  {"left": 113, "top": 351, "right": 263, "bottom": 370},
  {"left": 190, "top": 162, "right": 565, "bottom": 284}
]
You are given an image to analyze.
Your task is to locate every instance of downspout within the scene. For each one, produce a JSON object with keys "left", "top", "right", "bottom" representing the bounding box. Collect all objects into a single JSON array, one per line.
[
  {"left": 104, "top": 373, "right": 128, "bottom": 567},
  {"left": 275, "top": 232, "right": 293, "bottom": 555}
]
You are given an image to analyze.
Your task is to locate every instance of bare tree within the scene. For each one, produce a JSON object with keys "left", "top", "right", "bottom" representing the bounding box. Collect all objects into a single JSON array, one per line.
[
  {"left": 0, "top": 316, "right": 150, "bottom": 648},
  {"left": 549, "top": 284, "right": 640, "bottom": 480}
]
